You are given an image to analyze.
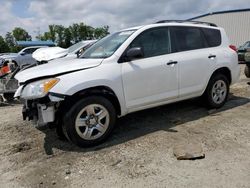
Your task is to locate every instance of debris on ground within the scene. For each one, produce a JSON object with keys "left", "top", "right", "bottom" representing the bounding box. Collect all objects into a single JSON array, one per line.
[
  {"left": 173, "top": 141, "right": 205, "bottom": 160},
  {"left": 65, "top": 169, "right": 71, "bottom": 175},
  {"left": 11, "top": 142, "right": 32, "bottom": 153}
]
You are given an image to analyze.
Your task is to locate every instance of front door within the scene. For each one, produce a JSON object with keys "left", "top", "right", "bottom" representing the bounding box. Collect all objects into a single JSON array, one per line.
[{"left": 122, "top": 27, "right": 179, "bottom": 110}]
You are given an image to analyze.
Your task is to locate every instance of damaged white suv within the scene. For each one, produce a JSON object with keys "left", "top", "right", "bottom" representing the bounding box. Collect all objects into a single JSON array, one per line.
[{"left": 15, "top": 21, "right": 240, "bottom": 147}]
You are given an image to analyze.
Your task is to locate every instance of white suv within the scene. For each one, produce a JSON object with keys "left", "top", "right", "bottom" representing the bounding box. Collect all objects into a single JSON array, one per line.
[{"left": 15, "top": 21, "right": 240, "bottom": 147}]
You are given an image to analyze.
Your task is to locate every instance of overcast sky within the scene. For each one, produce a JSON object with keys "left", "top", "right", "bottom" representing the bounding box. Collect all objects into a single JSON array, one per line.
[{"left": 0, "top": 0, "right": 249, "bottom": 39}]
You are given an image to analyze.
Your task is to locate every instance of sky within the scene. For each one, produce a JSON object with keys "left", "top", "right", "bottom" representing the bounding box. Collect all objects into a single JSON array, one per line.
[{"left": 0, "top": 0, "right": 250, "bottom": 39}]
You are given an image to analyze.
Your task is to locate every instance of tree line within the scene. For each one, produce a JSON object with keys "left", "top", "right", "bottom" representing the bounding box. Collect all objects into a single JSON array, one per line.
[{"left": 0, "top": 23, "right": 109, "bottom": 53}]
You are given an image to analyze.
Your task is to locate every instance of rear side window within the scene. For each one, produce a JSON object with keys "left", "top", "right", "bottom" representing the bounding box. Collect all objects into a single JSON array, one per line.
[
  {"left": 202, "top": 28, "right": 221, "bottom": 47},
  {"left": 170, "top": 27, "right": 206, "bottom": 52}
]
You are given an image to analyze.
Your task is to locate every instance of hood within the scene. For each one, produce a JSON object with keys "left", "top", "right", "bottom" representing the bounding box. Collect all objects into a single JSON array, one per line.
[
  {"left": 0, "top": 53, "right": 18, "bottom": 59},
  {"left": 32, "top": 47, "right": 68, "bottom": 62},
  {"left": 15, "top": 58, "right": 103, "bottom": 83}
]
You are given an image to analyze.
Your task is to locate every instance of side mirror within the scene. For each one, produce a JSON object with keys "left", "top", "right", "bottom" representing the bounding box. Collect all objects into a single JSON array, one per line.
[
  {"left": 126, "top": 47, "right": 143, "bottom": 61},
  {"left": 76, "top": 51, "right": 80, "bottom": 58},
  {"left": 20, "top": 52, "right": 26, "bottom": 56},
  {"left": 76, "top": 48, "right": 84, "bottom": 58}
]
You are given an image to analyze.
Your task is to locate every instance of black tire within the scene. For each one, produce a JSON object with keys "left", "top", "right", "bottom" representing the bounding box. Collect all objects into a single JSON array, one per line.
[
  {"left": 62, "top": 96, "right": 116, "bottom": 147},
  {"left": 244, "top": 65, "right": 250, "bottom": 78},
  {"left": 203, "top": 74, "right": 229, "bottom": 109},
  {"left": 3, "top": 93, "right": 14, "bottom": 102}
]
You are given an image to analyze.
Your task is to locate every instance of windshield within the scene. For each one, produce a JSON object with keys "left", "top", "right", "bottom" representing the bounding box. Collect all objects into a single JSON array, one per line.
[
  {"left": 68, "top": 41, "right": 86, "bottom": 53},
  {"left": 81, "top": 30, "right": 136, "bottom": 59},
  {"left": 243, "top": 41, "right": 250, "bottom": 48}
]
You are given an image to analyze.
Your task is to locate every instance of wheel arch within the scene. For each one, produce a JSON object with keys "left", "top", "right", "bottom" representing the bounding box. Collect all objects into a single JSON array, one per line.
[
  {"left": 202, "top": 67, "right": 232, "bottom": 96},
  {"left": 61, "top": 85, "right": 122, "bottom": 116},
  {"left": 210, "top": 67, "right": 232, "bottom": 85}
]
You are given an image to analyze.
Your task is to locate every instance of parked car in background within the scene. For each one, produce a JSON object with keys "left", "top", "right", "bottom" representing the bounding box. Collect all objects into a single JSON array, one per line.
[
  {"left": 32, "top": 40, "right": 97, "bottom": 63},
  {"left": 238, "top": 41, "right": 250, "bottom": 63},
  {"left": 244, "top": 51, "right": 250, "bottom": 78},
  {"left": 15, "top": 21, "right": 240, "bottom": 147},
  {"left": 0, "top": 46, "right": 46, "bottom": 69}
]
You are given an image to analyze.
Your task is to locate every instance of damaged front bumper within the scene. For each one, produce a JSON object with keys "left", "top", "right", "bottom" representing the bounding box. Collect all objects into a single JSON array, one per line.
[
  {"left": 22, "top": 102, "right": 55, "bottom": 125},
  {"left": 21, "top": 93, "right": 65, "bottom": 126}
]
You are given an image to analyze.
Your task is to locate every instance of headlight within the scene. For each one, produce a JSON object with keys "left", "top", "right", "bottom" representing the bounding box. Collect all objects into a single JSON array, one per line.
[{"left": 21, "top": 78, "right": 59, "bottom": 99}]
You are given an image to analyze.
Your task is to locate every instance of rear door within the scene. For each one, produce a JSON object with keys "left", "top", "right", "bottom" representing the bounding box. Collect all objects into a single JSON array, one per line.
[{"left": 170, "top": 26, "right": 217, "bottom": 98}]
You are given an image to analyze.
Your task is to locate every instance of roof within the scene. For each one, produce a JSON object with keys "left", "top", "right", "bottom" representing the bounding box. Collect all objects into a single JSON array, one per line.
[
  {"left": 188, "top": 8, "right": 250, "bottom": 20},
  {"left": 155, "top": 20, "right": 217, "bottom": 27},
  {"left": 16, "top": 40, "right": 55, "bottom": 47}
]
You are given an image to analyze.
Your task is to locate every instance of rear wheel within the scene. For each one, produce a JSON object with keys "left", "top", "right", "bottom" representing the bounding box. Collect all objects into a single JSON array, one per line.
[
  {"left": 204, "top": 74, "right": 229, "bottom": 108},
  {"left": 63, "top": 96, "right": 116, "bottom": 147},
  {"left": 244, "top": 65, "right": 250, "bottom": 78}
]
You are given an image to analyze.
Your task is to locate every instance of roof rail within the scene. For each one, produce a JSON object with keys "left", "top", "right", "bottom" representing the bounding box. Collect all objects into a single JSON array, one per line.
[{"left": 155, "top": 20, "right": 217, "bottom": 27}]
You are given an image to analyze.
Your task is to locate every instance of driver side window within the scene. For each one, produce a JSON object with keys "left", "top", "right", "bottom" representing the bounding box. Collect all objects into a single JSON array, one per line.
[
  {"left": 129, "top": 27, "right": 170, "bottom": 58},
  {"left": 23, "top": 48, "right": 38, "bottom": 54}
]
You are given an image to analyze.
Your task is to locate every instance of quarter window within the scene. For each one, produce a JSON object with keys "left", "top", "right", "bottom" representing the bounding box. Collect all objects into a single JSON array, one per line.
[
  {"left": 202, "top": 28, "right": 221, "bottom": 47},
  {"left": 129, "top": 27, "right": 171, "bottom": 58}
]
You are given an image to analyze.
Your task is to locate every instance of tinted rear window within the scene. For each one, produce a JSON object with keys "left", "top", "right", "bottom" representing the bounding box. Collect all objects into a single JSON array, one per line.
[
  {"left": 171, "top": 27, "right": 206, "bottom": 52},
  {"left": 202, "top": 28, "right": 221, "bottom": 47}
]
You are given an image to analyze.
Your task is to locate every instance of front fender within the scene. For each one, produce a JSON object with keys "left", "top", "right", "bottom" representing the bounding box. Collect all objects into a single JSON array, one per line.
[{"left": 49, "top": 66, "right": 127, "bottom": 116}]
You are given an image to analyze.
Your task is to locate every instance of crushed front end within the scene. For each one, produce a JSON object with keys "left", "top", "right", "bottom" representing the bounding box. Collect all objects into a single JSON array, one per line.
[{"left": 15, "top": 78, "right": 64, "bottom": 126}]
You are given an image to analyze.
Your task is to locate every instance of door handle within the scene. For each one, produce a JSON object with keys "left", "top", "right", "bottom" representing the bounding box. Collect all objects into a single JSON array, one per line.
[
  {"left": 208, "top": 54, "right": 216, "bottom": 59},
  {"left": 166, "top": 61, "right": 178, "bottom": 65}
]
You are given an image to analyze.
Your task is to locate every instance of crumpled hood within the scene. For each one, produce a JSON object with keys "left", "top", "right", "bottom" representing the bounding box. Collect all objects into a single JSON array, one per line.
[
  {"left": 32, "top": 47, "right": 69, "bottom": 62},
  {"left": 15, "top": 58, "right": 103, "bottom": 83}
]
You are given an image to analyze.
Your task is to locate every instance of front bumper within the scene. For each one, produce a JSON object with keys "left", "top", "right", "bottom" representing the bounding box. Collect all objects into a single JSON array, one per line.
[
  {"left": 22, "top": 99, "right": 56, "bottom": 126},
  {"left": 16, "top": 83, "right": 66, "bottom": 125}
]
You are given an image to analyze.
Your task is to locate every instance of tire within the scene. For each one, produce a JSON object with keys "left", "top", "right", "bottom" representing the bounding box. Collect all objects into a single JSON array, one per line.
[
  {"left": 62, "top": 96, "right": 116, "bottom": 147},
  {"left": 204, "top": 74, "right": 229, "bottom": 109},
  {"left": 3, "top": 93, "right": 14, "bottom": 102},
  {"left": 244, "top": 65, "right": 250, "bottom": 78}
]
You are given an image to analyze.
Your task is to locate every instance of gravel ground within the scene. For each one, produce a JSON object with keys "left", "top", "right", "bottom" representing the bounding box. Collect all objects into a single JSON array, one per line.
[{"left": 0, "top": 66, "right": 250, "bottom": 188}]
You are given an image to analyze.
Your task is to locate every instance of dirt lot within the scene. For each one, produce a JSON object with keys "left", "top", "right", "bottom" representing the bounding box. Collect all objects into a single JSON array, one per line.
[{"left": 0, "top": 66, "right": 250, "bottom": 188}]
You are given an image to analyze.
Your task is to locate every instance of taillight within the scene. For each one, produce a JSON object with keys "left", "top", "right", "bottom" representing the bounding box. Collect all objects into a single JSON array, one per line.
[{"left": 229, "top": 45, "right": 237, "bottom": 52}]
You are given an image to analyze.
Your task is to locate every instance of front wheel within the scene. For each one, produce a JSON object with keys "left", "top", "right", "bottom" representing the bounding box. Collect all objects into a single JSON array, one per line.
[
  {"left": 204, "top": 74, "right": 229, "bottom": 109},
  {"left": 63, "top": 96, "right": 116, "bottom": 147}
]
